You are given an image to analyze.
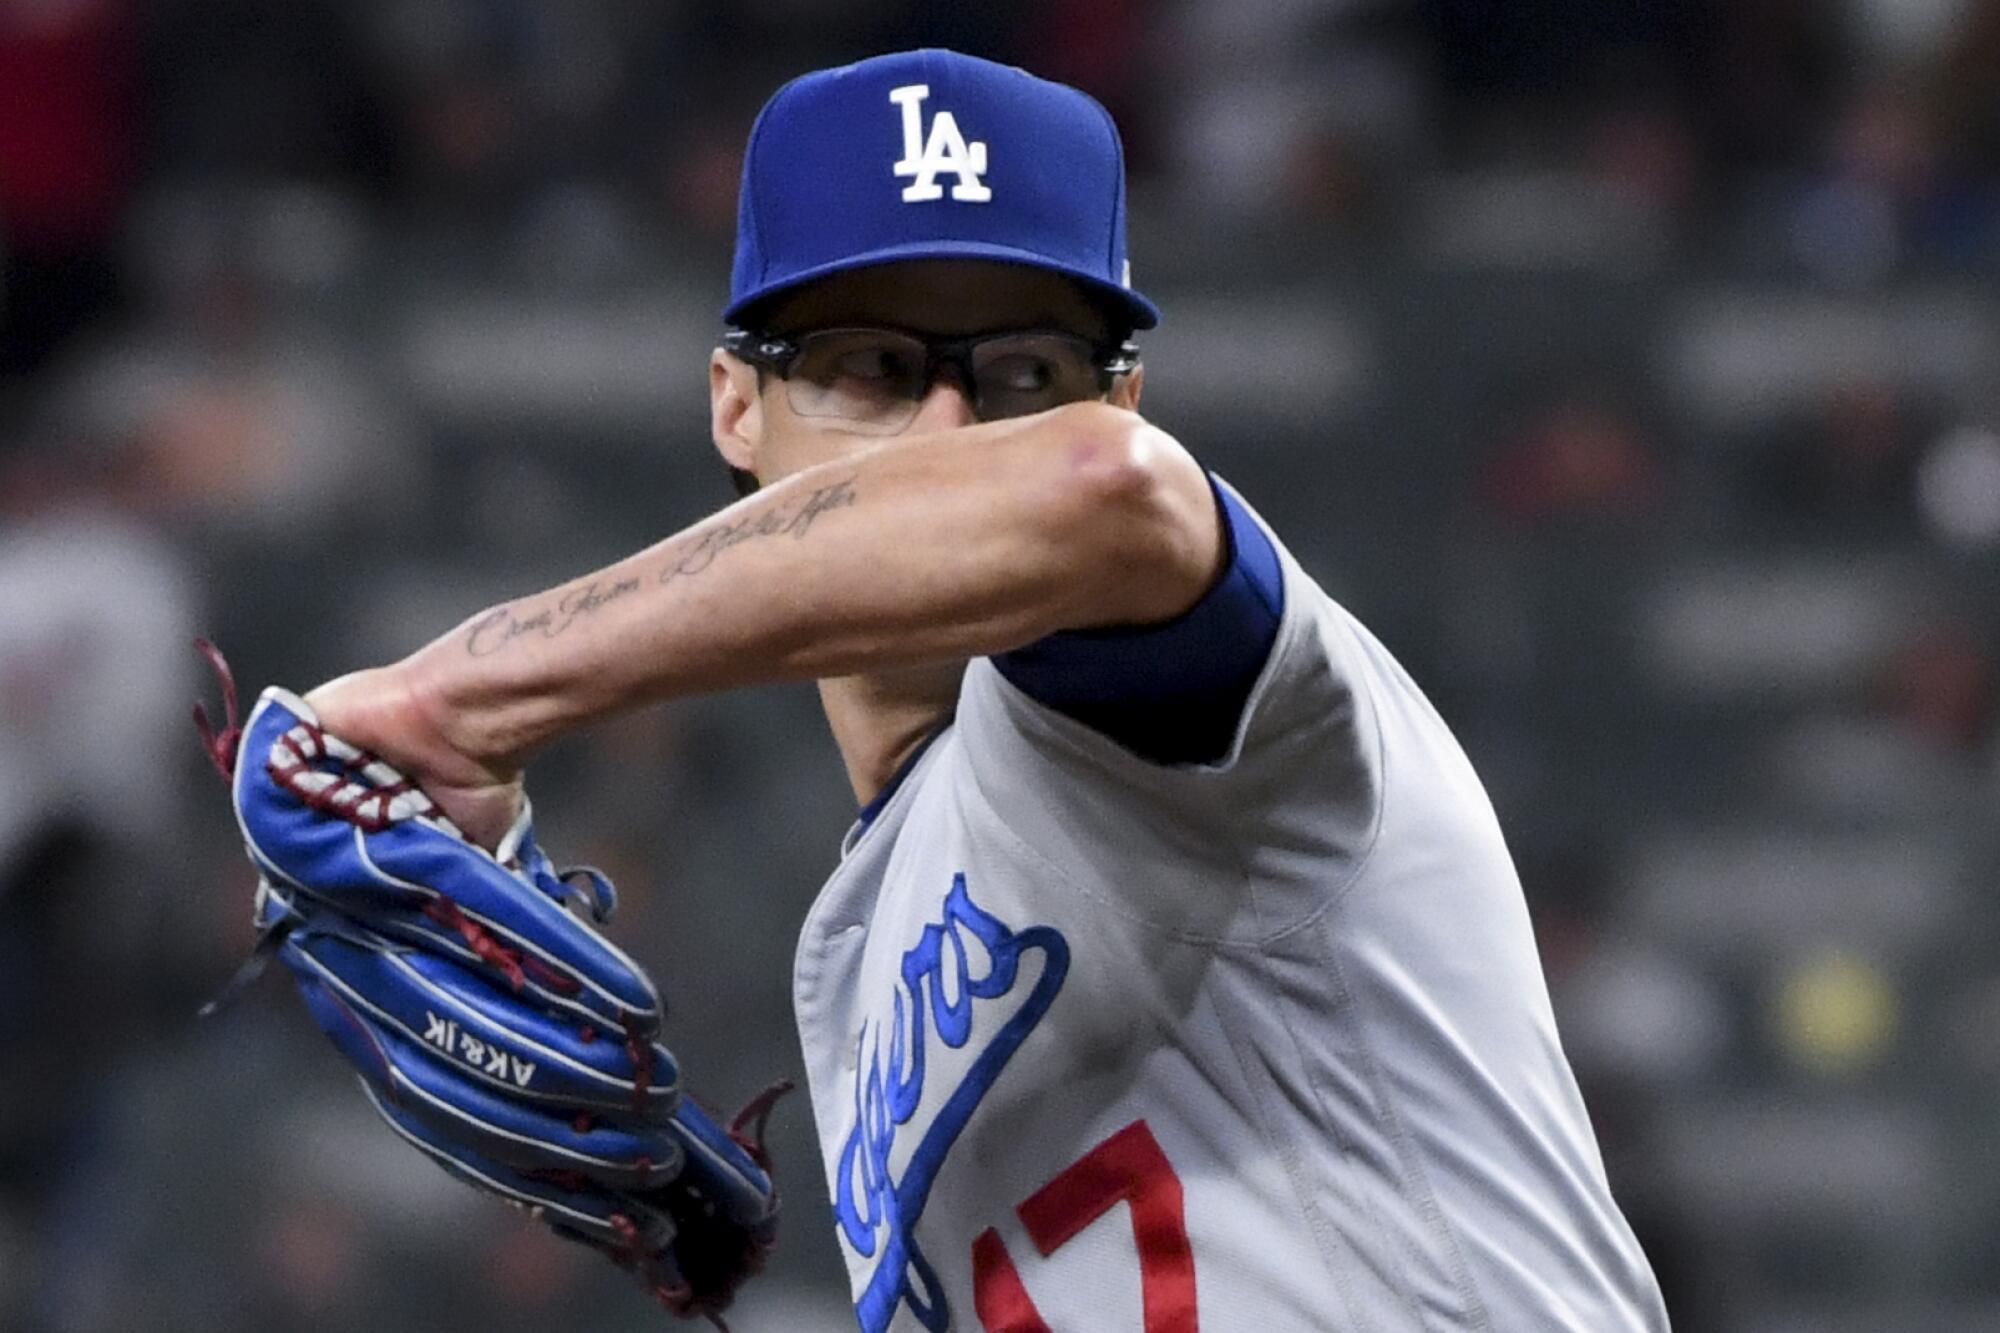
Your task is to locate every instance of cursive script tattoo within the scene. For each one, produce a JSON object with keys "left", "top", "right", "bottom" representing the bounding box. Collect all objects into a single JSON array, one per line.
[
  {"left": 465, "top": 575, "right": 642, "bottom": 657},
  {"left": 462, "top": 476, "right": 859, "bottom": 658},
  {"left": 657, "top": 476, "right": 859, "bottom": 586}
]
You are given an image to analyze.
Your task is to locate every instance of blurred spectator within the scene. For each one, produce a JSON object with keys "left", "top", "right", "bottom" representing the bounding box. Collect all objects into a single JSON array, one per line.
[
  {"left": 0, "top": 452, "right": 218, "bottom": 1333},
  {"left": 0, "top": 0, "right": 136, "bottom": 386},
  {"left": 1420, "top": 0, "right": 1714, "bottom": 128},
  {"left": 32, "top": 224, "right": 422, "bottom": 545},
  {"left": 1012, "top": 0, "right": 1152, "bottom": 154},
  {"left": 138, "top": 0, "right": 402, "bottom": 200},
  {"left": 1588, "top": 103, "right": 1699, "bottom": 223},
  {"left": 1754, "top": 615, "right": 1996, "bottom": 828},
  {"left": 1788, "top": 81, "right": 1935, "bottom": 282},
  {"left": 1878, "top": 623, "right": 1994, "bottom": 753},
  {"left": 1744, "top": 383, "right": 1926, "bottom": 529},
  {"left": 1481, "top": 394, "right": 1663, "bottom": 526},
  {"left": 0, "top": 475, "right": 194, "bottom": 855},
  {"left": 1696, "top": 0, "right": 1850, "bottom": 174},
  {"left": 1158, "top": 0, "right": 1428, "bottom": 226},
  {"left": 1916, "top": 422, "right": 2000, "bottom": 549},
  {"left": 1927, "top": 0, "right": 2000, "bottom": 188}
]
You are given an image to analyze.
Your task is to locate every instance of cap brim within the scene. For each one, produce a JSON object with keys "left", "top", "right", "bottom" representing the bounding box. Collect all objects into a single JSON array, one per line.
[{"left": 724, "top": 238, "right": 1160, "bottom": 331}]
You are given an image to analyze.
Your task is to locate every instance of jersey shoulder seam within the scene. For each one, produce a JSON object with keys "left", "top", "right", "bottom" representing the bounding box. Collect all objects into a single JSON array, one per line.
[
  {"left": 1246, "top": 598, "right": 1391, "bottom": 947},
  {"left": 961, "top": 570, "right": 1389, "bottom": 949},
  {"left": 956, "top": 747, "right": 1250, "bottom": 946},
  {"left": 1206, "top": 965, "right": 1375, "bottom": 1326},
  {"left": 1304, "top": 909, "right": 1500, "bottom": 1332}
]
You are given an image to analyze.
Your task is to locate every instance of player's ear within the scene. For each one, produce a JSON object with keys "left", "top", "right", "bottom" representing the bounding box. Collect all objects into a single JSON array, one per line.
[
  {"left": 1108, "top": 361, "right": 1143, "bottom": 411},
  {"left": 710, "top": 349, "right": 765, "bottom": 477}
]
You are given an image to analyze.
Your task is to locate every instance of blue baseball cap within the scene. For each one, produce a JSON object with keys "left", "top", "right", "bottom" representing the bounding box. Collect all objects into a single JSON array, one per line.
[{"left": 726, "top": 49, "right": 1159, "bottom": 332}]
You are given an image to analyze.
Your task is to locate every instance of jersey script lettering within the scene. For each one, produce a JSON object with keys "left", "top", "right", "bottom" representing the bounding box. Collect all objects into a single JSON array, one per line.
[{"left": 835, "top": 873, "right": 1069, "bottom": 1333}]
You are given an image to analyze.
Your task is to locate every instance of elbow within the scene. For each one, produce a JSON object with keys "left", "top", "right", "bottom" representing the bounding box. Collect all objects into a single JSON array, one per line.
[{"left": 1034, "top": 404, "right": 1222, "bottom": 627}]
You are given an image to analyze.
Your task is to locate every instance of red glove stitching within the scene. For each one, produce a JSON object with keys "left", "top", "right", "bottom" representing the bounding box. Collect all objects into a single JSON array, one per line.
[
  {"left": 422, "top": 896, "right": 529, "bottom": 992},
  {"left": 727, "top": 1079, "right": 796, "bottom": 1173}
]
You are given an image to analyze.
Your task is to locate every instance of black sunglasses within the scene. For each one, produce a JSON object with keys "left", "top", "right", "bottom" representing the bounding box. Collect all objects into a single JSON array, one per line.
[{"left": 722, "top": 325, "right": 1139, "bottom": 434}]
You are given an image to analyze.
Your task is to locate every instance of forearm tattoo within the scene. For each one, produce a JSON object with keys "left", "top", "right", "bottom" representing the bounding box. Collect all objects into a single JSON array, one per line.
[{"left": 465, "top": 477, "right": 859, "bottom": 657}]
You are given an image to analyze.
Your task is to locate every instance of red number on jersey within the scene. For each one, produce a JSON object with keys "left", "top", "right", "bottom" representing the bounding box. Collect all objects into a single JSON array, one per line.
[{"left": 972, "top": 1119, "right": 1198, "bottom": 1332}]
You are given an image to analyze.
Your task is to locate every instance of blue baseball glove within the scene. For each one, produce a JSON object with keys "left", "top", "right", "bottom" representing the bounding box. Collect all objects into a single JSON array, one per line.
[{"left": 194, "top": 644, "right": 786, "bottom": 1325}]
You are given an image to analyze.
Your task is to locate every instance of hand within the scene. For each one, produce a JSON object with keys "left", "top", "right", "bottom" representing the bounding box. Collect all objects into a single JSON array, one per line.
[
  {"left": 216, "top": 684, "right": 785, "bottom": 1320},
  {"left": 303, "top": 663, "right": 524, "bottom": 850}
]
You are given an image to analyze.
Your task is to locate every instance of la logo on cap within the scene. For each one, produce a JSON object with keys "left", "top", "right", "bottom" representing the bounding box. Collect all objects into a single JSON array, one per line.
[{"left": 889, "top": 84, "right": 991, "bottom": 204}]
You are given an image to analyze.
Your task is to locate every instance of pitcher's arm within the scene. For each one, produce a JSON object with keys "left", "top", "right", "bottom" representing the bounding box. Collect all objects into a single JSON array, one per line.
[{"left": 305, "top": 402, "right": 1218, "bottom": 840}]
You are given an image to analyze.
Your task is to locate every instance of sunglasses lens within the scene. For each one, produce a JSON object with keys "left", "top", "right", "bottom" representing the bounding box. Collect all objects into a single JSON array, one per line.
[
  {"left": 784, "top": 330, "right": 929, "bottom": 432},
  {"left": 969, "top": 334, "right": 1103, "bottom": 418},
  {"left": 775, "top": 329, "right": 1111, "bottom": 431}
]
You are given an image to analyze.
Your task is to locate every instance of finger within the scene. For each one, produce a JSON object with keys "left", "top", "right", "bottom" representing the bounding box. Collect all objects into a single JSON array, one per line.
[{"left": 265, "top": 715, "right": 451, "bottom": 834}]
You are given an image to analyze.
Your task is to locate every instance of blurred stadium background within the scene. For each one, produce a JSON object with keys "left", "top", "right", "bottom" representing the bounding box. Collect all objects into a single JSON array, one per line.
[{"left": 2, "top": 1, "right": 1998, "bottom": 1329}]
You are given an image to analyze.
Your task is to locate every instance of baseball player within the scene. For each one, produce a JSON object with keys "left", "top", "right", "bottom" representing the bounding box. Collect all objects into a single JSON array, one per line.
[{"left": 300, "top": 49, "right": 1670, "bottom": 1331}]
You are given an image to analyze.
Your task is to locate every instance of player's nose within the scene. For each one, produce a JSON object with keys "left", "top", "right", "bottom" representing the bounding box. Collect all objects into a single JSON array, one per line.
[{"left": 909, "top": 371, "right": 978, "bottom": 432}]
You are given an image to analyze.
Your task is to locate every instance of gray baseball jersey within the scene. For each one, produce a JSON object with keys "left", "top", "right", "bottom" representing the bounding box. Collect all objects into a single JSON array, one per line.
[{"left": 794, "top": 489, "right": 1669, "bottom": 1332}]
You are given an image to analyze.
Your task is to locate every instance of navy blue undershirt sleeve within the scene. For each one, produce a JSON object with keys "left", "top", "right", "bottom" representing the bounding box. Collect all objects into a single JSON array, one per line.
[{"left": 991, "top": 473, "right": 1285, "bottom": 765}]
